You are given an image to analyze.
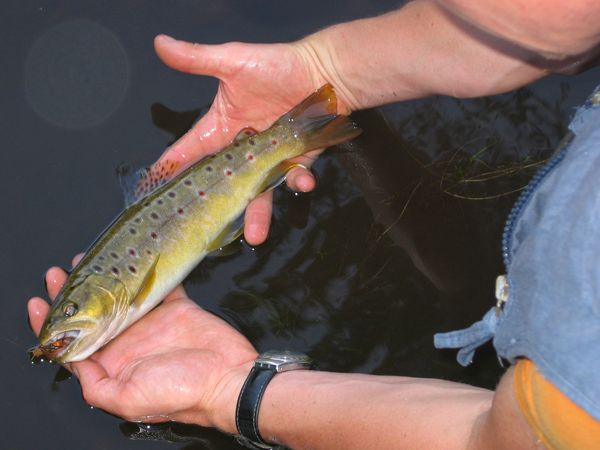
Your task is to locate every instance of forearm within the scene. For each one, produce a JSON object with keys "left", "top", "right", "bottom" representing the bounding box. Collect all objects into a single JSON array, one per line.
[
  {"left": 296, "top": 0, "right": 599, "bottom": 111},
  {"left": 257, "top": 370, "right": 492, "bottom": 449}
]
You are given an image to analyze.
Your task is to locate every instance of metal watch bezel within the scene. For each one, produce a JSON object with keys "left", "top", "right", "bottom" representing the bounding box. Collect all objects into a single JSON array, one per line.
[{"left": 254, "top": 350, "right": 312, "bottom": 372}]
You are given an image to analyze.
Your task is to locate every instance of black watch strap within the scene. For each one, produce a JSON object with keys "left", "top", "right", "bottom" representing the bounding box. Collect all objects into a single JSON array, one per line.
[{"left": 236, "top": 365, "right": 277, "bottom": 446}]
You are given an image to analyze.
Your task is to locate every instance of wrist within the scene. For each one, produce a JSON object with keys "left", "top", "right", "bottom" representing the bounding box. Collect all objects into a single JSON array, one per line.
[
  {"left": 292, "top": 29, "right": 362, "bottom": 115},
  {"left": 207, "top": 360, "right": 255, "bottom": 434}
]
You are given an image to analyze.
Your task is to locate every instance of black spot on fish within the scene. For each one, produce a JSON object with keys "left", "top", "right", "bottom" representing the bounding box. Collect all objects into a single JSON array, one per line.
[
  {"left": 184, "top": 179, "right": 192, "bottom": 186},
  {"left": 151, "top": 232, "right": 158, "bottom": 239},
  {"left": 98, "top": 255, "right": 105, "bottom": 261},
  {"left": 111, "top": 267, "right": 119, "bottom": 275},
  {"left": 128, "top": 265, "right": 137, "bottom": 274},
  {"left": 205, "top": 166, "right": 213, "bottom": 172},
  {"left": 129, "top": 228, "right": 137, "bottom": 235},
  {"left": 92, "top": 265, "right": 103, "bottom": 273},
  {"left": 249, "top": 138, "right": 255, "bottom": 145},
  {"left": 168, "top": 191, "right": 176, "bottom": 198},
  {"left": 177, "top": 208, "right": 184, "bottom": 215},
  {"left": 225, "top": 153, "right": 233, "bottom": 160},
  {"left": 157, "top": 199, "right": 164, "bottom": 205},
  {"left": 134, "top": 217, "right": 142, "bottom": 224},
  {"left": 150, "top": 212, "right": 159, "bottom": 220},
  {"left": 110, "top": 252, "right": 119, "bottom": 260},
  {"left": 128, "top": 248, "right": 137, "bottom": 257}
]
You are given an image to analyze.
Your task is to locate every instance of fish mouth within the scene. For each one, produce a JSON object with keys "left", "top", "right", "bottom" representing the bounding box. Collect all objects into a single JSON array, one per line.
[{"left": 39, "top": 330, "right": 81, "bottom": 359}]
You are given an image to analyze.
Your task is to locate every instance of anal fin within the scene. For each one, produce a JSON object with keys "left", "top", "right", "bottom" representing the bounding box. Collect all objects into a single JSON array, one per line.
[
  {"left": 259, "top": 161, "right": 307, "bottom": 193},
  {"left": 206, "top": 214, "right": 244, "bottom": 256},
  {"left": 131, "top": 254, "right": 160, "bottom": 307}
]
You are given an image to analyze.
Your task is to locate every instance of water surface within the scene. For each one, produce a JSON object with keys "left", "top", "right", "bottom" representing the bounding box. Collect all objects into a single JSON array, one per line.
[{"left": 1, "top": 1, "right": 599, "bottom": 448}]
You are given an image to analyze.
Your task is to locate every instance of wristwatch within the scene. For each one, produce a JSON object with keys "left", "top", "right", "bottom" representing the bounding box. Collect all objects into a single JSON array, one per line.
[{"left": 235, "top": 350, "right": 313, "bottom": 449}]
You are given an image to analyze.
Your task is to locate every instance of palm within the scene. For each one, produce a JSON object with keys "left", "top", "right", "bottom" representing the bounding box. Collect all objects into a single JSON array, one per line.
[
  {"left": 155, "top": 40, "right": 338, "bottom": 158},
  {"left": 29, "top": 274, "right": 256, "bottom": 427}
]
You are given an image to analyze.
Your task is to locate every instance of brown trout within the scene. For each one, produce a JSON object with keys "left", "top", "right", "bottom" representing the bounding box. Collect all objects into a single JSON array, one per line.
[{"left": 35, "top": 84, "right": 361, "bottom": 363}]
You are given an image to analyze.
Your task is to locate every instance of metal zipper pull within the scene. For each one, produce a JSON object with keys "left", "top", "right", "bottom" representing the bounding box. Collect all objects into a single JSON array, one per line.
[{"left": 495, "top": 274, "right": 509, "bottom": 315}]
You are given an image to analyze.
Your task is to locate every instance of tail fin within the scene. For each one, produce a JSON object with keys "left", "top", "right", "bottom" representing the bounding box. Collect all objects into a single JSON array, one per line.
[{"left": 276, "top": 84, "right": 362, "bottom": 150}]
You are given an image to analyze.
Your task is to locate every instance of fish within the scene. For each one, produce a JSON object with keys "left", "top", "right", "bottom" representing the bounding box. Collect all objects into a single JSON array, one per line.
[{"left": 34, "top": 84, "right": 361, "bottom": 363}]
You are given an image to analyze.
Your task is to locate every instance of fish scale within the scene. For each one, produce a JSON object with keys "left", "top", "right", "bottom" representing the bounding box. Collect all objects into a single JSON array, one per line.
[{"left": 36, "top": 84, "right": 361, "bottom": 362}]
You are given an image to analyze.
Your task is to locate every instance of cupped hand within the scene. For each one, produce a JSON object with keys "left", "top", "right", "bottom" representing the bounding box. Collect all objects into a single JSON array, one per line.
[
  {"left": 153, "top": 35, "right": 352, "bottom": 245},
  {"left": 28, "top": 258, "right": 257, "bottom": 433}
]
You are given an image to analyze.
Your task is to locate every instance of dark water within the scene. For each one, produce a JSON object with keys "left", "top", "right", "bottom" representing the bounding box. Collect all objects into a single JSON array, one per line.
[{"left": 1, "top": 1, "right": 599, "bottom": 448}]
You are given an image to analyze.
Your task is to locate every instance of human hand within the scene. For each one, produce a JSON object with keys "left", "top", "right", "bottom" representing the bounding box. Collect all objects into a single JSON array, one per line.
[
  {"left": 153, "top": 35, "right": 353, "bottom": 246},
  {"left": 28, "top": 258, "right": 257, "bottom": 433}
]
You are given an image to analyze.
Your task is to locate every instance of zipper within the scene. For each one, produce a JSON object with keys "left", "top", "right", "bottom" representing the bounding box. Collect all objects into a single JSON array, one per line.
[{"left": 501, "top": 132, "right": 574, "bottom": 270}]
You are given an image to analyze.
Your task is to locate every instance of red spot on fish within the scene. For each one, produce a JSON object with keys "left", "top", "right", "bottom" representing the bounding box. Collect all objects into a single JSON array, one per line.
[
  {"left": 178, "top": 208, "right": 184, "bottom": 215},
  {"left": 198, "top": 191, "right": 205, "bottom": 198},
  {"left": 247, "top": 153, "right": 254, "bottom": 161},
  {"left": 245, "top": 130, "right": 253, "bottom": 135},
  {"left": 272, "top": 139, "right": 277, "bottom": 145},
  {"left": 225, "top": 169, "right": 233, "bottom": 176},
  {"left": 151, "top": 232, "right": 158, "bottom": 239}
]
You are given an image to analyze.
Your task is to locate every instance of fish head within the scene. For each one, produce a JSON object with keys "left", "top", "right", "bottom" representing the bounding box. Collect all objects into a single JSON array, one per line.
[{"left": 38, "top": 273, "right": 130, "bottom": 363}]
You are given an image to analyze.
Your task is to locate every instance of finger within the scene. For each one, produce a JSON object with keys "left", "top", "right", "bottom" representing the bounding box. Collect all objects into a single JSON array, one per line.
[
  {"left": 71, "top": 253, "right": 85, "bottom": 268},
  {"left": 286, "top": 167, "right": 316, "bottom": 193},
  {"left": 71, "top": 359, "right": 112, "bottom": 407},
  {"left": 285, "top": 149, "right": 322, "bottom": 192},
  {"left": 159, "top": 106, "right": 229, "bottom": 168},
  {"left": 45, "top": 266, "right": 68, "bottom": 301},
  {"left": 244, "top": 191, "right": 273, "bottom": 246},
  {"left": 154, "top": 35, "right": 239, "bottom": 78},
  {"left": 163, "top": 284, "right": 189, "bottom": 303},
  {"left": 27, "top": 298, "right": 50, "bottom": 336}
]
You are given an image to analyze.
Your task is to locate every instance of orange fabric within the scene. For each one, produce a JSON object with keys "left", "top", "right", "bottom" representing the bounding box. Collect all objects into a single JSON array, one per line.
[{"left": 513, "top": 359, "right": 600, "bottom": 450}]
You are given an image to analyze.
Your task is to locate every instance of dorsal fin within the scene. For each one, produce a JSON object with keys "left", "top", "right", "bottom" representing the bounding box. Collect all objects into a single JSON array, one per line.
[
  {"left": 234, "top": 127, "right": 258, "bottom": 142},
  {"left": 120, "top": 160, "right": 181, "bottom": 207}
]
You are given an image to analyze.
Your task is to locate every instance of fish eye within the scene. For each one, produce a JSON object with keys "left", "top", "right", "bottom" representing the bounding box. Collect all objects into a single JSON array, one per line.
[{"left": 63, "top": 303, "right": 78, "bottom": 317}]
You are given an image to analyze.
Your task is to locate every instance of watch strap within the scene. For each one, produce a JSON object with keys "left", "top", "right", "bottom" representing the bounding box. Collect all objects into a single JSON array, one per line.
[{"left": 236, "top": 364, "right": 277, "bottom": 446}]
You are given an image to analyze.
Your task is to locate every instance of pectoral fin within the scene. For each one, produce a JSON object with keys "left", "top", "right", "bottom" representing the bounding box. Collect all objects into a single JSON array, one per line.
[{"left": 131, "top": 254, "right": 160, "bottom": 307}]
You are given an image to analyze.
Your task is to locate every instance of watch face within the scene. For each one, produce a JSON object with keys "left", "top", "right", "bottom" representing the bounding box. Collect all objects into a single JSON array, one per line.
[{"left": 256, "top": 350, "right": 312, "bottom": 372}]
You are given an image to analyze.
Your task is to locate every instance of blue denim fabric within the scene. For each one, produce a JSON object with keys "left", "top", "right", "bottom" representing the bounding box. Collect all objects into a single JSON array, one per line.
[{"left": 435, "top": 85, "right": 600, "bottom": 421}]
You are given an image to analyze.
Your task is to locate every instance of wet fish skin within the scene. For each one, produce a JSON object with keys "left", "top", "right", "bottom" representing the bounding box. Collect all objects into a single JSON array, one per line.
[{"left": 37, "top": 84, "right": 361, "bottom": 363}]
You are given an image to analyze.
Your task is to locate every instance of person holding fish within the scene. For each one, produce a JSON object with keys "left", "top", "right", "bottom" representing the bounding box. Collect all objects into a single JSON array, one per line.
[{"left": 28, "top": 0, "right": 600, "bottom": 449}]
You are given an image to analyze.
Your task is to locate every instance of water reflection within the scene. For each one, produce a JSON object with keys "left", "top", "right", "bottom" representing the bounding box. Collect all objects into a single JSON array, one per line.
[{"left": 4, "top": 0, "right": 600, "bottom": 448}]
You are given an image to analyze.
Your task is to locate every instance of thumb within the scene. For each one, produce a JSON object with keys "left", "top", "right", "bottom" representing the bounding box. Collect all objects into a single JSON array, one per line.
[{"left": 154, "top": 35, "right": 239, "bottom": 78}]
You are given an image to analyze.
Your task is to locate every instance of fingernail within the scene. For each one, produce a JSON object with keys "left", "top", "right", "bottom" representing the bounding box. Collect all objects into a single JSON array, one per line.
[{"left": 158, "top": 34, "right": 176, "bottom": 43}]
